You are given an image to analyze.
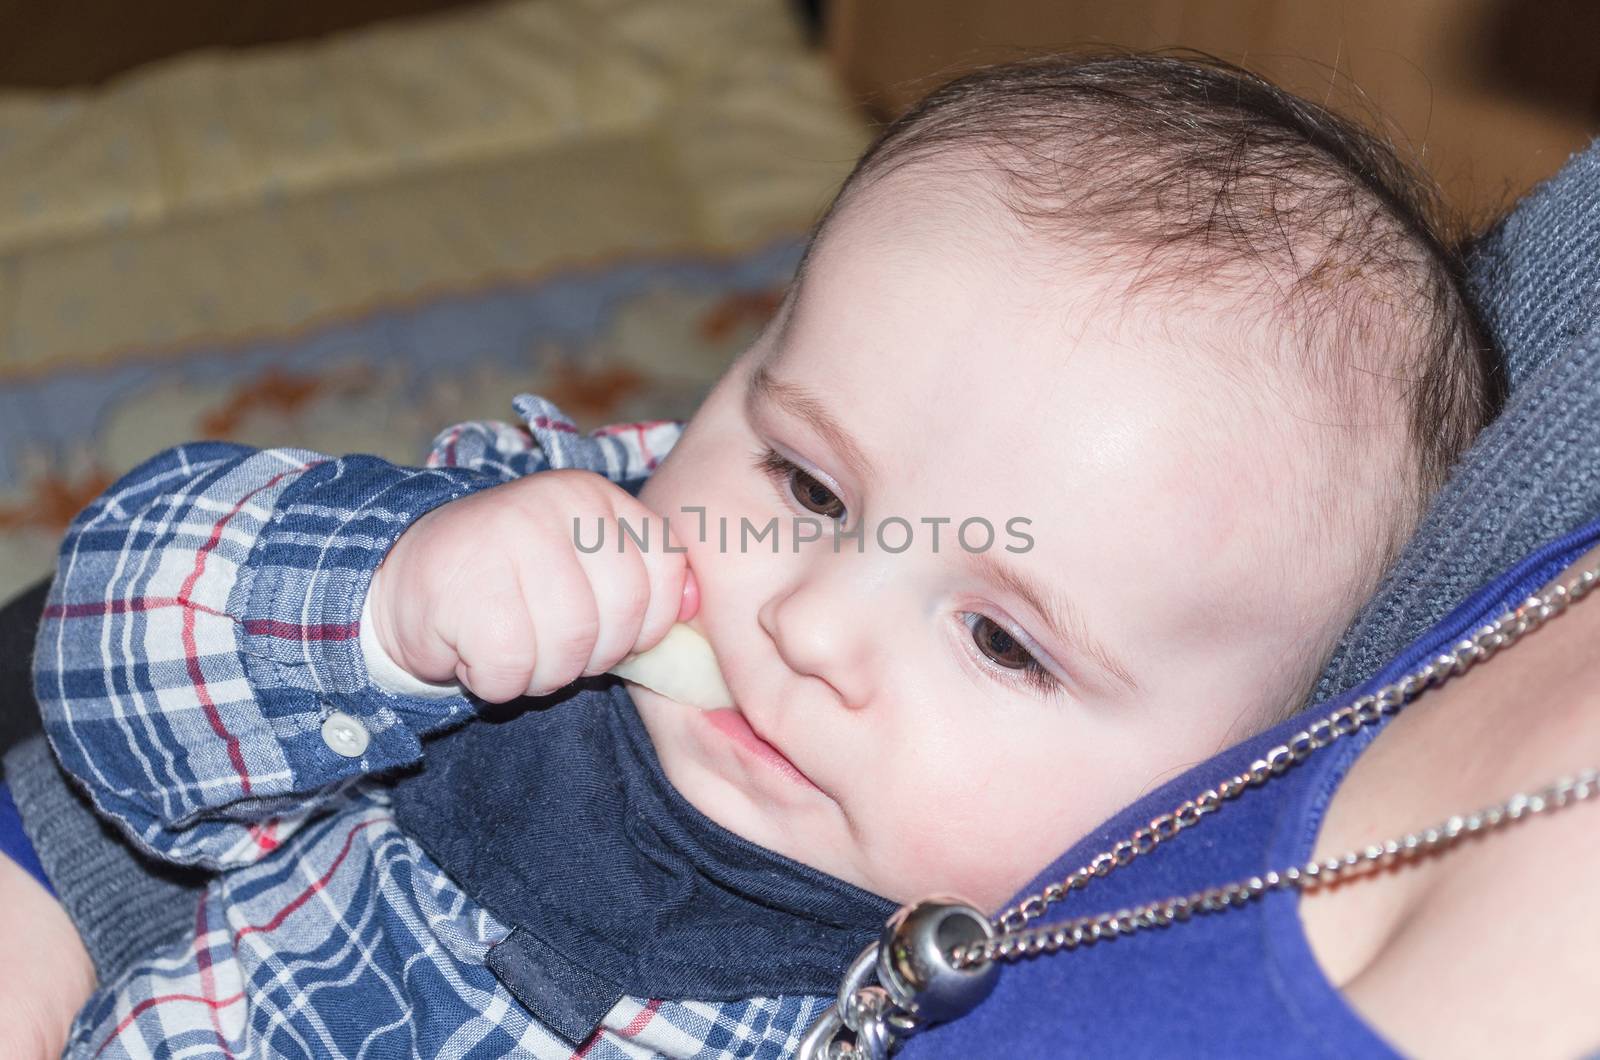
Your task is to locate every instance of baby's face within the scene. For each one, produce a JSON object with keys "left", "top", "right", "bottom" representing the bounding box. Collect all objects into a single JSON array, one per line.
[{"left": 629, "top": 174, "right": 1386, "bottom": 910}]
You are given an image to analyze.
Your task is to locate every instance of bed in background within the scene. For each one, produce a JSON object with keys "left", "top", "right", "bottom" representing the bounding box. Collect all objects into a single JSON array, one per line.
[{"left": 0, "top": 0, "right": 866, "bottom": 600}]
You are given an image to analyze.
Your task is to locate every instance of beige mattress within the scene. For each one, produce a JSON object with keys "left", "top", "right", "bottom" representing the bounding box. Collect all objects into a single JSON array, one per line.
[{"left": 0, "top": 0, "right": 867, "bottom": 599}]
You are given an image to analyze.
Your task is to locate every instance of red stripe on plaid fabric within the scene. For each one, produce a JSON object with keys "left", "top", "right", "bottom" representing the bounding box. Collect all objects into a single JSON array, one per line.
[
  {"left": 435, "top": 425, "right": 464, "bottom": 469},
  {"left": 632, "top": 424, "right": 661, "bottom": 470},
  {"left": 192, "top": 893, "right": 237, "bottom": 1058},
  {"left": 239, "top": 618, "right": 359, "bottom": 640},
  {"left": 250, "top": 820, "right": 280, "bottom": 854},
  {"left": 176, "top": 462, "right": 319, "bottom": 797},
  {"left": 235, "top": 816, "right": 392, "bottom": 941},
  {"left": 44, "top": 596, "right": 226, "bottom": 620},
  {"left": 591, "top": 420, "right": 671, "bottom": 470},
  {"left": 570, "top": 998, "right": 663, "bottom": 1058},
  {"left": 591, "top": 420, "right": 675, "bottom": 436},
  {"left": 93, "top": 990, "right": 246, "bottom": 1058},
  {"left": 94, "top": 816, "right": 388, "bottom": 1055},
  {"left": 617, "top": 999, "right": 664, "bottom": 1039},
  {"left": 529, "top": 415, "right": 579, "bottom": 434},
  {"left": 46, "top": 599, "right": 351, "bottom": 639}
]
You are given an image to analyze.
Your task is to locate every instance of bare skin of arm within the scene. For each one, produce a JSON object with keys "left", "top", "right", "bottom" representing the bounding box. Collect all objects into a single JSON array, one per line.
[
  {"left": 0, "top": 856, "right": 95, "bottom": 1059},
  {"left": 1303, "top": 543, "right": 1600, "bottom": 1058}
]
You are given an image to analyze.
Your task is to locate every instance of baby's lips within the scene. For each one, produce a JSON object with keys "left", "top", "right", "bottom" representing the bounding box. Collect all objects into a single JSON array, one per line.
[{"left": 677, "top": 568, "right": 700, "bottom": 623}]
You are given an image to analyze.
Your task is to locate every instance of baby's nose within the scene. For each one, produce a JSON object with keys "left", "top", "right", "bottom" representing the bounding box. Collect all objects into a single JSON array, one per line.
[{"left": 757, "top": 560, "right": 886, "bottom": 707}]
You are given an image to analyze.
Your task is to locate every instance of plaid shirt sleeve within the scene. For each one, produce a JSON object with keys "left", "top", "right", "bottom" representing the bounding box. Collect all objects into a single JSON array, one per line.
[{"left": 34, "top": 393, "right": 683, "bottom": 870}]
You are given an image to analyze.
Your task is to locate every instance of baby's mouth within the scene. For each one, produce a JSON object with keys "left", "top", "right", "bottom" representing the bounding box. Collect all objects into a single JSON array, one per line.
[
  {"left": 622, "top": 618, "right": 821, "bottom": 791},
  {"left": 703, "top": 708, "right": 820, "bottom": 791}
]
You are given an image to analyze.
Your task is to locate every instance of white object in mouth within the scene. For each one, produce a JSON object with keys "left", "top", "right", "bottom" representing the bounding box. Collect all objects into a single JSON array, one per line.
[{"left": 608, "top": 623, "right": 733, "bottom": 709}]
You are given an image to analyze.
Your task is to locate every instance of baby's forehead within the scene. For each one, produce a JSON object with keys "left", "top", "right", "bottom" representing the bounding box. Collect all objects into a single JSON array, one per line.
[
  {"left": 808, "top": 164, "right": 1064, "bottom": 286},
  {"left": 792, "top": 214, "right": 1259, "bottom": 418},
  {"left": 763, "top": 234, "right": 1404, "bottom": 574},
  {"left": 808, "top": 151, "right": 1418, "bottom": 379},
  {"left": 781, "top": 157, "right": 1414, "bottom": 502},
  {"left": 801, "top": 205, "right": 1406, "bottom": 472},
  {"left": 759, "top": 281, "right": 1294, "bottom": 518},
  {"left": 804, "top": 161, "right": 1305, "bottom": 357}
]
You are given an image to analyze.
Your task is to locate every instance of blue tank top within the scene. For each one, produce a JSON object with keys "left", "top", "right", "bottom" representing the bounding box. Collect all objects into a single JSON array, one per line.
[{"left": 902, "top": 514, "right": 1600, "bottom": 1059}]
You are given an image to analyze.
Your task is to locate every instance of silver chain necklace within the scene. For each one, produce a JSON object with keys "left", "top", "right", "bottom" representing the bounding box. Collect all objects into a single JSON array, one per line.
[{"left": 799, "top": 559, "right": 1600, "bottom": 1059}]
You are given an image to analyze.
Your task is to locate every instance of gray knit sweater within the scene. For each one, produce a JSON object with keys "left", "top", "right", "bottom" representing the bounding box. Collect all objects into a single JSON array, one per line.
[{"left": 1312, "top": 136, "right": 1600, "bottom": 701}]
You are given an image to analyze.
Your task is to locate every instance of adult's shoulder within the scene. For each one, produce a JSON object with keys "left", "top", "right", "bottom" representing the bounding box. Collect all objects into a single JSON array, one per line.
[{"left": 1305, "top": 544, "right": 1600, "bottom": 1057}]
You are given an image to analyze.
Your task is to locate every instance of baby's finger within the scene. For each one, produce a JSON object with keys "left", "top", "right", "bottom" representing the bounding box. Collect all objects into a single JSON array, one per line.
[
  {"left": 452, "top": 587, "right": 537, "bottom": 703},
  {"left": 525, "top": 551, "right": 601, "bottom": 696},
  {"left": 631, "top": 514, "right": 689, "bottom": 656},
  {"left": 574, "top": 542, "right": 651, "bottom": 677}
]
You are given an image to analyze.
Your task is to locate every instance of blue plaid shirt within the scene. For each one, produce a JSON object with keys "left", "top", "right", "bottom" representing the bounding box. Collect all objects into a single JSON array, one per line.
[{"left": 35, "top": 394, "right": 834, "bottom": 1058}]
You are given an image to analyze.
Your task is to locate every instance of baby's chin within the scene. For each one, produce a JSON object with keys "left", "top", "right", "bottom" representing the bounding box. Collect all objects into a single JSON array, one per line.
[
  {"left": 625, "top": 682, "right": 1042, "bottom": 907},
  {"left": 624, "top": 680, "right": 813, "bottom": 804},
  {"left": 622, "top": 680, "right": 858, "bottom": 872},
  {"left": 621, "top": 678, "right": 696, "bottom": 750},
  {"left": 625, "top": 680, "right": 748, "bottom": 810}
]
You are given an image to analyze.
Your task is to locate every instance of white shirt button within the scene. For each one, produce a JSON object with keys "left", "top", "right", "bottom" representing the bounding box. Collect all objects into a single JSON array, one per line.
[{"left": 321, "top": 711, "right": 370, "bottom": 759}]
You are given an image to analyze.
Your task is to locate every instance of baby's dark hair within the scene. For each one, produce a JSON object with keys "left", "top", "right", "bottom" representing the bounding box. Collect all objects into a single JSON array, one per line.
[{"left": 801, "top": 51, "right": 1503, "bottom": 523}]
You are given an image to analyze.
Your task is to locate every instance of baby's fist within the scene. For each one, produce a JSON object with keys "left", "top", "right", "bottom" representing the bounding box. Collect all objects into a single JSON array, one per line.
[{"left": 366, "top": 470, "right": 689, "bottom": 702}]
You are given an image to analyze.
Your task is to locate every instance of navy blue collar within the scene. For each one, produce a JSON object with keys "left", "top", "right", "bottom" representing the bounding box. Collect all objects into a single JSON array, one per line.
[{"left": 391, "top": 681, "right": 896, "bottom": 1044}]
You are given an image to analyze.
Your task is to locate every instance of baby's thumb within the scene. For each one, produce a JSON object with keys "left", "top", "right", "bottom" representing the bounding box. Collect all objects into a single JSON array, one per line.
[{"left": 677, "top": 568, "right": 700, "bottom": 623}]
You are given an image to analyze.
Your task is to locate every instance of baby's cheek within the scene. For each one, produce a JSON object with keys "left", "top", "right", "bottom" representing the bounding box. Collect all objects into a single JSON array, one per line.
[
  {"left": 867, "top": 776, "right": 1048, "bottom": 910},
  {"left": 898, "top": 833, "right": 1048, "bottom": 913}
]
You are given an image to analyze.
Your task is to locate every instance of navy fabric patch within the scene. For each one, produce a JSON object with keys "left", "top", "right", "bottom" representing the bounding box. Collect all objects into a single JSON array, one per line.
[
  {"left": 486, "top": 929, "right": 626, "bottom": 1044},
  {"left": 392, "top": 680, "right": 895, "bottom": 1040}
]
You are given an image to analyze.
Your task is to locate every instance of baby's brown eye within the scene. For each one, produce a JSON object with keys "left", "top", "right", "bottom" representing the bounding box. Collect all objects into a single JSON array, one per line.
[
  {"left": 790, "top": 468, "right": 845, "bottom": 520},
  {"left": 970, "top": 615, "right": 1031, "bottom": 670},
  {"left": 962, "top": 612, "right": 1062, "bottom": 698},
  {"left": 752, "top": 446, "right": 848, "bottom": 522}
]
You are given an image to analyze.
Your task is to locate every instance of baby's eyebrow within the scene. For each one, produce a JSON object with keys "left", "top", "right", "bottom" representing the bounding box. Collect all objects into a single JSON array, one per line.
[
  {"left": 967, "top": 550, "right": 1140, "bottom": 694},
  {"left": 746, "top": 362, "right": 876, "bottom": 487}
]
